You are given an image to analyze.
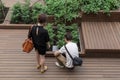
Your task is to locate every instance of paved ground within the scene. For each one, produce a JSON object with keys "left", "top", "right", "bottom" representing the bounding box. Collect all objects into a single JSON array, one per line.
[{"left": 1, "top": 0, "right": 44, "bottom": 7}]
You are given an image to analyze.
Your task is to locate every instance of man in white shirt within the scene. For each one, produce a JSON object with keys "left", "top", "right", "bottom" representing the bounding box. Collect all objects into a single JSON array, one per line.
[{"left": 54, "top": 34, "right": 79, "bottom": 69}]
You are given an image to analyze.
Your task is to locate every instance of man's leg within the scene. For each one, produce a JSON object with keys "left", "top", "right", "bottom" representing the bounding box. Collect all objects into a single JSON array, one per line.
[{"left": 54, "top": 51, "right": 66, "bottom": 67}]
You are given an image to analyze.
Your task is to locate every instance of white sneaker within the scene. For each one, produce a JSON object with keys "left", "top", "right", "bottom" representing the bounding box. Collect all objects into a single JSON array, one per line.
[{"left": 55, "top": 62, "right": 64, "bottom": 68}]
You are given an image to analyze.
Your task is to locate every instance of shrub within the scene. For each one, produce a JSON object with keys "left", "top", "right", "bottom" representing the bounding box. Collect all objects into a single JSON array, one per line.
[
  {"left": 31, "top": 3, "right": 47, "bottom": 23},
  {"left": 57, "top": 24, "right": 79, "bottom": 48},
  {"left": 11, "top": 2, "right": 22, "bottom": 23},
  {"left": 11, "top": 0, "right": 120, "bottom": 23},
  {"left": 46, "top": 0, "right": 81, "bottom": 24},
  {"left": 45, "top": 23, "right": 55, "bottom": 46},
  {"left": 11, "top": 0, "right": 32, "bottom": 24},
  {"left": 21, "top": 0, "right": 32, "bottom": 24},
  {"left": 0, "top": 2, "right": 5, "bottom": 18},
  {"left": 81, "top": 0, "right": 120, "bottom": 14},
  {"left": 45, "top": 23, "right": 79, "bottom": 48}
]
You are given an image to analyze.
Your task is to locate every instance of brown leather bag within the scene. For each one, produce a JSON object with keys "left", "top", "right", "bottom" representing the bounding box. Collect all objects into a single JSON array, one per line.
[{"left": 22, "top": 39, "right": 33, "bottom": 53}]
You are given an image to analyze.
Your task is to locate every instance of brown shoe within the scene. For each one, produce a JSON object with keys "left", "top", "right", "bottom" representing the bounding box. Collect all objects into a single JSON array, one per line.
[
  {"left": 40, "top": 66, "right": 48, "bottom": 73},
  {"left": 37, "top": 65, "right": 41, "bottom": 69}
]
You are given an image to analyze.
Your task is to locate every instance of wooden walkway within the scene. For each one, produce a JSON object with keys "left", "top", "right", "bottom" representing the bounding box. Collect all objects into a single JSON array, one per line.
[{"left": 0, "top": 29, "right": 120, "bottom": 80}]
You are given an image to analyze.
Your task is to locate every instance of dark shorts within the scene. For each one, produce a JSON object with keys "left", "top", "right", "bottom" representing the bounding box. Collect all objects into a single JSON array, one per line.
[{"left": 34, "top": 44, "right": 47, "bottom": 55}]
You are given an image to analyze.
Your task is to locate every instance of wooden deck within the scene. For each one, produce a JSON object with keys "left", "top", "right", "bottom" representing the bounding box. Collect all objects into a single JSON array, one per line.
[
  {"left": 0, "top": 29, "right": 120, "bottom": 80},
  {"left": 1, "top": 56, "right": 120, "bottom": 80}
]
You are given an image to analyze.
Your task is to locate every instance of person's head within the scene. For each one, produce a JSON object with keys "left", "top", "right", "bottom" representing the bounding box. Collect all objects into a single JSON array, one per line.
[
  {"left": 37, "top": 14, "right": 47, "bottom": 24},
  {"left": 64, "top": 34, "right": 73, "bottom": 43}
]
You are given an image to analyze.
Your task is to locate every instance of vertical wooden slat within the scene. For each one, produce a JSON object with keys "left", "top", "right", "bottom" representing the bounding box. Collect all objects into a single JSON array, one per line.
[
  {"left": 82, "top": 22, "right": 89, "bottom": 49},
  {"left": 86, "top": 22, "right": 94, "bottom": 49},
  {"left": 92, "top": 22, "right": 102, "bottom": 49}
]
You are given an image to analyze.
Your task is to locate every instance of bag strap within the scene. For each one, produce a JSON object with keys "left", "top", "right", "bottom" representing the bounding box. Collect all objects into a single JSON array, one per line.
[
  {"left": 64, "top": 45, "right": 74, "bottom": 61},
  {"left": 28, "top": 25, "right": 33, "bottom": 39}
]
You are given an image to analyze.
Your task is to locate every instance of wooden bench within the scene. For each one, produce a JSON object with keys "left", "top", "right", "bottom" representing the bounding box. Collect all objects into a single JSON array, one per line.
[{"left": 79, "top": 9, "right": 120, "bottom": 54}]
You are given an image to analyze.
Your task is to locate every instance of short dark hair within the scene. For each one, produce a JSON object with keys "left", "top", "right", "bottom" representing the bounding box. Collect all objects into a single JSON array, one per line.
[
  {"left": 38, "top": 14, "right": 47, "bottom": 23},
  {"left": 65, "top": 34, "right": 73, "bottom": 41}
]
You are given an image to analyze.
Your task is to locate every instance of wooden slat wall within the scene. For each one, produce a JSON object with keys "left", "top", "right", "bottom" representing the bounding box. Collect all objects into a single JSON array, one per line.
[{"left": 82, "top": 22, "right": 120, "bottom": 53}]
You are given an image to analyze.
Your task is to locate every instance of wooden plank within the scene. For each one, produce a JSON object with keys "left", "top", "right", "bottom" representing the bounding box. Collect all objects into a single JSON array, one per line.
[
  {"left": 111, "top": 22, "right": 120, "bottom": 48},
  {"left": 104, "top": 22, "right": 115, "bottom": 49},
  {"left": 82, "top": 22, "right": 89, "bottom": 49},
  {"left": 93, "top": 22, "right": 103, "bottom": 49},
  {"left": 1, "top": 78, "right": 120, "bottom": 80},
  {"left": 78, "top": 25, "right": 85, "bottom": 54},
  {"left": 0, "top": 78, "right": 120, "bottom": 80},
  {"left": 87, "top": 22, "right": 95, "bottom": 49},
  {"left": 107, "top": 22, "right": 119, "bottom": 49},
  {"left": 90, "top": 22, "right": 98, "bottom": 49}
]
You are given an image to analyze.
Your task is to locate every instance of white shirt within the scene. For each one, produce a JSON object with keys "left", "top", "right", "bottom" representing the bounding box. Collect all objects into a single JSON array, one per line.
[{"left": 59, "top": 42, "right": 79, "bottom": 68}]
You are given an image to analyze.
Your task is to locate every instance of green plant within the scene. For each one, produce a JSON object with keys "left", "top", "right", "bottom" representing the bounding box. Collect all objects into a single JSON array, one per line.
[
  {"left": 0, "top": 12, "right": 2, "bottom": 18},
  {"left": 81, "top": 0, "right": 120, "bottom": 14},
  {"left": 31, "top": 3, "right": 47, "bottom": 23},
  {"left": 11, "top": 0, "right": 120, "bottom": 23},
  {"left": 44, "top": 0, "right": 50, "bottom": 3},
  {"left": 45, "top": 23, "right": 55, "bottom": 46},
  {"left": 67, "top": 24, "right": 79, "bottom": 43},
  {"left": 0, "top": 1, "right": 5, "bottom": 18},
  {"left": 45, "top": 0, "right": 65, "bottom": 24},
  {"left": 11, "top": 0, "right": 32, "bottom": 24},
  {"left": 11, "top": 2, "right": 22, "bottom": 23},
  {"left": 57, "top": 24, "right": 79, "bottom": 48},
  {"left": 57, "top": 24, "right": 66, "bottom": 48},
  {"left": 64, "top": 0, "right": 81, "bottom": 22},
  {"left": 11, "top": 0, "right": 47, "bottom": 24},
  {"left": 21, "top": 0, "right": 32, "bottom": 24},
  {"left": 102, "top": 0, "right": 120, "bottom": 13},
  {"left": 46, "top": 0, "right": 81, "bottom": 24}
]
